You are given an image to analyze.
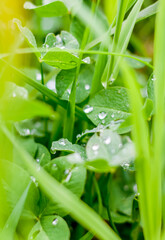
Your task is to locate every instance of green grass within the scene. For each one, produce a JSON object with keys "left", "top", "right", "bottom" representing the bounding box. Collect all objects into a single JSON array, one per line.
[{"left": 0, "top": 0, "right": 165, "bottom": 239}]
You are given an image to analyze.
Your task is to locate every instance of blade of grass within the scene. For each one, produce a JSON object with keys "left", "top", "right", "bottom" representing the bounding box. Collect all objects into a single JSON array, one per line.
[
  {"left": 112, "top": 0, "right": 144, "bottom": 80},
  {"left": 63, "top": 0, "right": 98, "bottom": 141},
  {"left": 0, "top": 182, "right": 31, "bottom": 240},
  {"left": 102, "top": 0, "right": 129, "bottom": 87},
  {"left": 0, "top": 48, "right": 153, "bottom": 69},
  {"left": 1, "top": 124, "right": 121, "bottom": 240},
  {"left": 86, "top": 1, "right": 158, "bottom": 50},
  {"left": 121, "top": 62, "right": 154, "bottom": 240},
  {"left": 0, "top": 59, "right": 89, "bottom": 122},
  {"left": 153, "top": 0, "right": 165, "bottom": 235}
]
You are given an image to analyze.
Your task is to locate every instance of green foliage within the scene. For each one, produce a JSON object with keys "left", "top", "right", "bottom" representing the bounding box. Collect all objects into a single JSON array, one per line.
[
  {"left": 1, "top": 0, "right": 165, "bottom": 239},
  {"left": 24, "top": 1, "right": 68, "bottom": 17}
]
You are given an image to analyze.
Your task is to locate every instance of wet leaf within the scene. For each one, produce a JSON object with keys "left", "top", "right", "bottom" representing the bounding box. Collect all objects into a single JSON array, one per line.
[
  {"left": 85, "top": 130, "right": 135, "bottom": 172},
  {"left": 51, "top": 138, "right": 86, "bottom": 159},
  {"left": 85, "top": 87, "right": 131, "bottom": 126},
  {"left": 24, "top": 1, "right": 68, "bottom": 17},
  {"left": 28, "top": 215, "right": 70, "bottom": 240}
]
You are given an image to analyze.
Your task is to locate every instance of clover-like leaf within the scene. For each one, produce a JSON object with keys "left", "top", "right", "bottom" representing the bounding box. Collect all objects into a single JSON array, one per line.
[
  {"left": 13, "top": 19, "right": 41, "bottom": 58},
  {"left": 84, "top": 87, "right": 131, "bottom": 126},
  {"left": 28, "top": 215, "right": 70, "bottom": 240},
  {"left": 24, "top": 1, "right": 68, "bottom": 17},
  {"left": 85, "top": 129, "right": 135, "bottom": 172},
  {"left": 41, "top": 32, "right": 90, "bottom": 69},
  {"left": 56, "top": 65, "right": 93, "bottom": 103},
  {"left": 51, "top": 138, "right": 86, "bottom": 159},
  {"left": 43, "top": 155, "right": 86, "bottom": 216}
]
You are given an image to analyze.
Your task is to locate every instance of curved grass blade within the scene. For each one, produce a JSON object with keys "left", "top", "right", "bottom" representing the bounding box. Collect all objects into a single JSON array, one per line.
[
  {"left": 0, "top": 182, "right": 31, "bottom": 240},
  {"left": 0, "top": 59, "right": 89, "bottom": 122}
]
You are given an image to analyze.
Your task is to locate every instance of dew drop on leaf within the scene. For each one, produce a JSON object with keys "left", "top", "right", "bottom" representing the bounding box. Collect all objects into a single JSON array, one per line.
[
  {"left": 52, "top": 218, "right": 58, "bottom": 226},
  {"left": 92, "top": 144, "right": 99, "bottom": 151},
  {"left": 36, "top": 73, "right": 41, "bottom": 80},
  {"left": 104, "top": 137, "right": 111, "bottom": 145},
  {"left": 98, "top": 112, "right": 107, "bottom": 120},
  {"left": 83, "top": 105, "right": 93, "bottom": 114},
  {"left": 85, "top": 84, "right": 90, "bottom": 90},
  {"left": 59, "top": 139, "right": 66, "bottom": 146},
  {"left": 111, "top": 114, "right": 115, "bottom": 118}
]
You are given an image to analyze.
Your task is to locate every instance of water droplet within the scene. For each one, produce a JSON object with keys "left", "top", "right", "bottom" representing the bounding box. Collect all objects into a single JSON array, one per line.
[
  {"left": 121, "top": 162, "right": 130, "bottom": 169},
  {"left": 109, "top": 74, "right": 115, "bottom": 85},
  {"left": 85, "top": 84, "right": 90, "bottom": 90},
  {"left": 119, "top": 143, "right": 122, "bottom": 148},
  {"left": 36, "top": 158, "right": 40, "bottom": 163},
  {"left": 83, "top": 105, "right": 93, "bottom": 114},
  {"left": 52, "top": 218, "right": 58, "bottom": 226},
  {"left": 151, "top": 75, "right": 156, "bottom": 81},
  {"left": 92, "top": 144, "right": 99, "bottom": 151},
  {"left": 36, "top": 73, "right": 41, "bottom": 81},
  {"left": 64, "top": 169, "right": 72, "bottom": 182},
  {"left": 47, "top": 79, "right": 55, "bottom": 90},
  {"left": 133, "top": 184, "right": 137, "bottom": 193},
  {"left": 98, "top": 112, "right": 107, "bottom": 120},
  {"left": 30, "top": 176, "right": 36, "bottom": 183},
  {"left": 53, "top": 163, "right": 57, "bottom": 168},
  {"left": 111, "top": 114, "right": 115, "bottom": 118},
  {"left": 67, "top": 89, "right": 71, "bottom": 94},
  {"left": 83, "top": 57, "right": 90, "bottom": 64},
  {"left": 12, "top": 92, "right": 16, "bottom": 98},
  {"left": 104, "top": 137, "right": 111, "bottom": 145},
  {"left": 59, "top": 139, "right": 66, "bottom": 146},
  {"left": 46, "top": 44, "right": 49, "bottom": 48}
]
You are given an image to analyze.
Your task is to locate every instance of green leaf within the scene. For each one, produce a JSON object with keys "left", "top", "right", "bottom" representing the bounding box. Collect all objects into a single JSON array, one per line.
[
  {"left": 136, "top": 2, "right": 158, "bottom": 23},
  {"left": 0, "top": 183, "right": 31, "bottom": 240},
  {"left": 0, "top": 59, "right": 89, "bottom": 122},
  {"left": 41, "top": 32, "right": 90, "bottom": 69},
  {"left": 1, "top": 125, "right": 120, "bottom": 240},
  {"left": 56, "top": 65, "right": 93, "bottom": 103},
  {"left": 24, "top": 1, "right": 68, "bottom": 17},
  {"left": 35, "top": 144, "right": 51, "bottom": 167},
  {"left": 28, "top": 215, "right": 70, "bottom": 240},
  {"left": 15, "top": 119, "right": 47, "bottom": 137},
  {"left": 85, "top": 87, "right": 131, "bottom": 126},
  {"left": 43, "top": 155, "right": 86, "bottom": 215},
  {"left": 13, "top": 19, "right": 41, "bottom": 59},
  {"left": 86, "top": 130, "right": 135, "bottom": 172},
  {"left": 51, "top": 138, "right": 86, "bottom": 159},
  {"left": 0, "top": 97, "right": 56, "bottom": 121},
  {"left": 0, "top": 160, "right": 39, "bottom": 221}
]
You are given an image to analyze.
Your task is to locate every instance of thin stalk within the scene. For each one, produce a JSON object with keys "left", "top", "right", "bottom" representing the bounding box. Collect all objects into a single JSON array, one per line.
[
  {"left": 40, "top": 62, "right": 48, "bottom": 133},
  {"left": 63, "top": 1, "right": 96, "bottom": 141},
  {"left": 104, "top": 0, "right": 129, "bottom": 87}
]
